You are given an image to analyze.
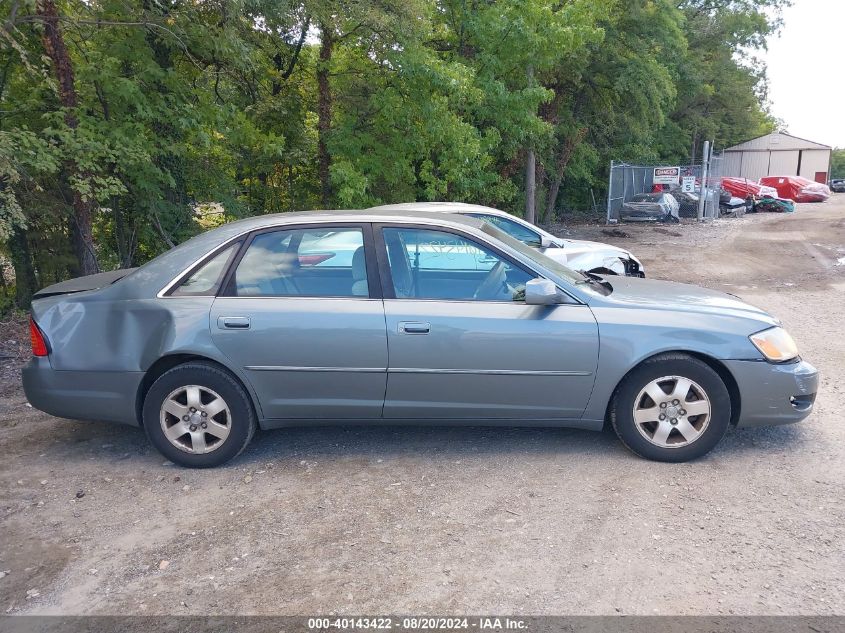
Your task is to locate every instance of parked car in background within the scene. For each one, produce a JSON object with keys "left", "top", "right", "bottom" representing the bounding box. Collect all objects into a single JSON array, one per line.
[
  {"left": 668, "top": 189, "right": 699, "bottom": 218},
  {"left": 23, "top": 210, "right": 818, "bottom": 467},
  {"left": 759, "top": 176, "right": 831, "bottom": 203},
  {"left": 370, "top": 202, "right": 645, "bottom": 277},
  {"left": 721, "top": 177, "right": 778, "bottom": 199},
  {"left": 671, "top": 187, "right": 744, "bottom": 217},
  {"left": 829, "top": 178, "right": 845, "bottom": 193},
  {"left": 620, "top": 192, "right": 680, "bottom": 223},
  {"left": 721, "top": 196, "right": 751, "bottom": 215}
]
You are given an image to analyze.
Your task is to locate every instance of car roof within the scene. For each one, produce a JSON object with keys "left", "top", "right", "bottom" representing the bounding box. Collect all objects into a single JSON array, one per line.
[
  {"left": 123, "top": 209, "right": 491, "bottom": 298},
  {"left": 202, "top": 208, "right": 489, "bottom": 233},
  {"left": 369, "top": 201, "right": 511, "bottom": 217}
]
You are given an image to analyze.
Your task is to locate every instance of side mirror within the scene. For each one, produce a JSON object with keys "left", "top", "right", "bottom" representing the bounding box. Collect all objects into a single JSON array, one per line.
[
  {"left": 539, "top": 235, "right": 556, "bottom": 248},
  {"left": 524, "top": 278, "right": 564, "bottom": 305}
]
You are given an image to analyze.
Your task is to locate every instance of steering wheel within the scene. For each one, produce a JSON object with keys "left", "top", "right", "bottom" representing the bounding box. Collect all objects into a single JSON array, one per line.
[{"left": 473, "top": 261, "right": 507, "bottom": 300}]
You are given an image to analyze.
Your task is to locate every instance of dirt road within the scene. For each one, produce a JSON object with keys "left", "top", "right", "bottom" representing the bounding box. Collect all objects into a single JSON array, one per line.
[{"left": 1, "top": 197, "right": 844, "bottom": 615}]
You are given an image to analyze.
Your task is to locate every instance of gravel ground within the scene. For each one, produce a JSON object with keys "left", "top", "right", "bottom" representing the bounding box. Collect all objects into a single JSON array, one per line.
[{"left": 1, "top": 197, "right": 844, "bottom": 616}]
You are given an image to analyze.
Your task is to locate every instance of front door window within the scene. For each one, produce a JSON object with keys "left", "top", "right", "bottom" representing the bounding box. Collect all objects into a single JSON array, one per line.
[{"left": 381, "top": 228, "right": 531, "bottom": 301}]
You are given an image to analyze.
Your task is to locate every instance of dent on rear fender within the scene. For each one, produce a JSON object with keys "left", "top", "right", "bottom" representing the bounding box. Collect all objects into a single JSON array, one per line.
[{"left": 42, "top": 297, "right": 216, "bottom": 372}]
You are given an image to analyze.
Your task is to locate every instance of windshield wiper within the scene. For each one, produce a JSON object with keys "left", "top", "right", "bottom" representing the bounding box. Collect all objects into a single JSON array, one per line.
[{"left": 575, "top": 270, "right": 613, "bottom": 292}]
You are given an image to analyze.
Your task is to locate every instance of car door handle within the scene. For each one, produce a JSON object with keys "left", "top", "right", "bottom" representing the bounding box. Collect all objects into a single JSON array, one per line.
[
  {"left": 398, "top": 321, "right": 430, "bottom": 335},
  {"left": 218, "top": 316, "right": 250, "bottom": 330}
]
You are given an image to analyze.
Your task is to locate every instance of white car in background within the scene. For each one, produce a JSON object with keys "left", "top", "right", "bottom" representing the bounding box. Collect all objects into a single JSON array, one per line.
[{"left": 369, "top": 202, "right": 646, "bottom": 277}]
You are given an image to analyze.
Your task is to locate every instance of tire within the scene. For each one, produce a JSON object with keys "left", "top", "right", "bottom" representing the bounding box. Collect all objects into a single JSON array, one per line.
[
  {"left": 143, "top": 361, "right": 257, "bottom": 468},
  {"left": 610, "top": 353, "right": 731, "bottom": 462}
]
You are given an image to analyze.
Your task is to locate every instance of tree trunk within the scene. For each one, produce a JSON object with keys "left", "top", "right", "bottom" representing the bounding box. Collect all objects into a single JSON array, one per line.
[
  {"left": 535, "top": 162, "right": 547, "bottom": 222},
  {"left": 36, "top": 0, "right": 98, "bottom": 276},
  {"left": 8, "top": 226, "right": 37, "bottom": 308},
  {"left": 113, "top": 201, "right": 137, "bottom": 268},
  {"left": 545, "top": 170, "right": 564, "bottom": 223},
  {"left": 524, "top": 65, "right": 536, "bottom": 223},
  {"left": 525, "top": 149, "right": 536, "bottom": 224},
  {"left": 273, "top": 17, "right": 310, "bottom": 95},
  {"left": 317, "top": 23, "right": 334, "bottom": 208},
  {"left": 544, "top": 128, "right": 588, "bottom": 221}
]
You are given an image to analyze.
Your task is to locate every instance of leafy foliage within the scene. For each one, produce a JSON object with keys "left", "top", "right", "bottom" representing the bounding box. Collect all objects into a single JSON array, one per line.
[
  {"left": 0, "top": 0, "right": 785, "bottom": 307},
  {"left": 830, "top": 149, "right": 845, "bottom": 179}
]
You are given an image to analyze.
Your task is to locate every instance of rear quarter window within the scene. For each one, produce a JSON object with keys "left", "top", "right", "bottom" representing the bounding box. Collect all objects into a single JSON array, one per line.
[{"left": 171, "top": 243, "right": 240, "bottom": 296}]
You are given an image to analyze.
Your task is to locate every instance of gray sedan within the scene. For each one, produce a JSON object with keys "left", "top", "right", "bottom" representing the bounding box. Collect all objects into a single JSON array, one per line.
[{"left": 22, "top": 210, "right": 818, "bottom": 467}]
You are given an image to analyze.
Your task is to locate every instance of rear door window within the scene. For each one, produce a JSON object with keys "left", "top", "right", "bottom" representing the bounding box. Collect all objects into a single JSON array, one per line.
[{"left": 227, "top": 227, "right": 369, "bottom": 298}]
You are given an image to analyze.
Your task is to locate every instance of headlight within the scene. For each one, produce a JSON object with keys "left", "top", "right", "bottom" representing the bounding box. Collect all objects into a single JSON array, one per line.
[{"left": 749, "top": 327, "right": 799, "bottom": 362}]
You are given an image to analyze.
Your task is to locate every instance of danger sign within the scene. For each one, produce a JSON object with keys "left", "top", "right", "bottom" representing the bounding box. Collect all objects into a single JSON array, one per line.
[{"left": 653, "top": 167, "right": 680, "bottom": 185}]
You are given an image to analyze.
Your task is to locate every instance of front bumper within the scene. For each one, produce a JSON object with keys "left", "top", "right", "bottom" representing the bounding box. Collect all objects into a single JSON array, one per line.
[
  {"left": 725, "top": 359, "right": 818, "bottom": 427},
  {"left": 22, "top": 357, "right": 143, "bottom": 427}
]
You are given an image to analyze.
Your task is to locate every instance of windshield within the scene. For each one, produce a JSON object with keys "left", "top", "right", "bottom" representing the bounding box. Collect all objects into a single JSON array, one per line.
[
  {"left": 467, "top": 213, "right": 543, "bottom": 247},
  {"left": 478, "top": 222, "right": 598, "bottom": 289}
]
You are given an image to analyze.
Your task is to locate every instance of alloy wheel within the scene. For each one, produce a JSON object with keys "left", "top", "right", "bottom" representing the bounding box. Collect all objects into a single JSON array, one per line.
[
  {"left": 632, "top": 375, "right": 711, "bottom": 448},
  {"left": 159, "top": 385, "right": 231, "bottom": 454}
]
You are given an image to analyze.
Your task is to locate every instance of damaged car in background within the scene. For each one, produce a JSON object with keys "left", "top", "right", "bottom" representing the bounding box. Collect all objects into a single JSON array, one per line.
[
  {"left": 370, "top": 202, "right": 646, "bottom": 277},
  {"left": 620, "top": 192, "right": 680, "bottom": 223},
  {"left": 720, "top": 177, "right": 778, "bottom": 199},
  {"left": 721, "top": 177, "right": 796, "bottom": 213},
  {"left": 670, "top": 187, "right": 747, "bottom": 217},
  {"left": 760, "top": 176, "right": 831, "bottom": 203}
]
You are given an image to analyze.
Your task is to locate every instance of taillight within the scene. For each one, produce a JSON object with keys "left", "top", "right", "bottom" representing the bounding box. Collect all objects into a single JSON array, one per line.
[{"left": 29, "top": 317, "right": 49, "bottom": 357}]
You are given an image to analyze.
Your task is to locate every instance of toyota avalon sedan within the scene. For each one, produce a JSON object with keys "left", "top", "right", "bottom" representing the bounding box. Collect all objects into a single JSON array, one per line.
[
  {"left": 371, "top": 202, "right": 645, "bottom": 277},
  {"left": 23, "top": 210, "right": 817, "bottom": 467}
]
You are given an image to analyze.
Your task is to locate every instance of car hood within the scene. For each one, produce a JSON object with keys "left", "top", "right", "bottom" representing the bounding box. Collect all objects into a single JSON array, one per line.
[
  {"left": 540, "top": 240, "right": 641, "bottom": 275},
  {"left": 589, "top": 275, "right": 778, "bottom": 325},
  {"left": 543, "top": 238, "right": 633, "bottom": 257}
]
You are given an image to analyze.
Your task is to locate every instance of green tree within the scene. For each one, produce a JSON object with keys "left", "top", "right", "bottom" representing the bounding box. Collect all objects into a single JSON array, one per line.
[
  {"left": 0, "top": 0, "right": 798, "bottom": 312},
  {"left": 829, "top": 149, "right": 845, "bottom": 179}
]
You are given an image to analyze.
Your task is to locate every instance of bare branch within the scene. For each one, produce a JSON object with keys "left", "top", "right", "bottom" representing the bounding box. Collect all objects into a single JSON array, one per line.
[
  {"left": 150, "top": 209, "right": 176, "bottom": 249},
  {"left": 282, "top": 16, "right": 310, "bottom": 81}
]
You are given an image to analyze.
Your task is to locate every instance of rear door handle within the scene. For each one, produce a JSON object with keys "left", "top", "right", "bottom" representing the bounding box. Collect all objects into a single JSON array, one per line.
[
  {"left": 218, "top": 316, "right": 250, "bottom": 330},
  {"left": 398, "top": 321, "right": 430, "bottom": 335}
]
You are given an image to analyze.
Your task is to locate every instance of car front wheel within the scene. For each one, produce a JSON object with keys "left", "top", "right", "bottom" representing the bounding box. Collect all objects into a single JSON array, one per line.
[
  {"left": 143, "top": 361, "right": 256, "bottom": 468},
  {"left": 610, "top": 354, "right": 731, "bottom": 462}
]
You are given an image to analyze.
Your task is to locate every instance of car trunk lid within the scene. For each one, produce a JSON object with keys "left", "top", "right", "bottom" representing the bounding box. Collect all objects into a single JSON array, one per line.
[{"left": 33, "top": 268, "right": 137, "bottom": 299}]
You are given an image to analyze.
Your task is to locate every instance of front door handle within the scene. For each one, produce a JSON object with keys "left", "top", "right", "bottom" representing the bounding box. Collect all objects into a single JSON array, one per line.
[
  {"left": 218, "top": 316, "right": 251, "bottom": 330},
  {"left": 398, "top": 321, "right": 430, "bottom": 335}
]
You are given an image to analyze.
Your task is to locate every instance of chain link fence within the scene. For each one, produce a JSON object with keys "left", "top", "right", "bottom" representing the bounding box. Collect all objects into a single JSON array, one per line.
[{"left": 606, "top": 152, "right": 725, "bottom": 223}]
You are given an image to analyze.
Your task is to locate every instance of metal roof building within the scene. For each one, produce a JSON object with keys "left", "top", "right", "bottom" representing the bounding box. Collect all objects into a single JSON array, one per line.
[{"left": 722, "top": 132, "right": 831, "bottom": 183}]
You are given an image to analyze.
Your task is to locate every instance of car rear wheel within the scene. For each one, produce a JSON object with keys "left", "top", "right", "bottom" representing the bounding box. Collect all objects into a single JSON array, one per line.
[
  {"left": 143, "top": 361, "right": 256, "bottom": 468},
  {"left": 610, "top": 354, "right": 731, "bottom": 462}
]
